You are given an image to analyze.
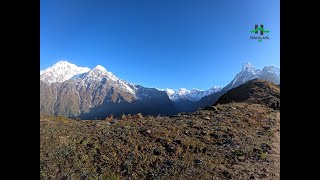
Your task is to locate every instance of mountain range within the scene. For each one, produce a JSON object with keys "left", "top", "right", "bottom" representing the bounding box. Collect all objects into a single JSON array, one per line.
[
  {"left": 159, "top": 87, "right": 222, "bottom": 102},
  {"left": 40, "top": 61, "right": 279, "bottom": 119},
  {"left": 40, "top": 78, "right": 280, "bottom": 179}
]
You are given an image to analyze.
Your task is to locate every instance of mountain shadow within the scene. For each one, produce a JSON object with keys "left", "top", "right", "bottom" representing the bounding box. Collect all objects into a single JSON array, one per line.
[{"left": 79, "top": 88, "right": 176, "bottom": 119}]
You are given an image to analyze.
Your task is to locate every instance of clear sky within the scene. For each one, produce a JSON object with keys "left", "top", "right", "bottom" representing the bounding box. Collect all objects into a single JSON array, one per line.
[{"left": 40, "top": 0, "right": 280, "bottom": 90}]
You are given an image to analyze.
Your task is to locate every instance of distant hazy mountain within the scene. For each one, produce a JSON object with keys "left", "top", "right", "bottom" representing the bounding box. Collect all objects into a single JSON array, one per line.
[
  {"left": 157, "top": 86, "right": 222, "bottom": 102},
  {"left": 152, "top": 87, "right": 220, "bottom": 113},
  {"left": 40, "top": 61, "right": 175, "bottom": 119}
]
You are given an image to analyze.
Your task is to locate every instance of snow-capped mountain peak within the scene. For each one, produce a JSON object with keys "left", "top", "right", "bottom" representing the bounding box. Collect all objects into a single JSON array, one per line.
[
  {"left": 92, "top": 65, "right": 107, "bottom": 72},
  {"left": 51, "top": 61, "right": 74, "bottom": 68},
  {"left": 177, "top": 88, "right": 189, "bottom": 95},
  {"left": 165, "top": 88, "right": 175, "bottom": 96},
  {"left": 77, "top": 65, "right": 135, "bottom": 94},
  {"left": 40, "top": 60, "right": 90, "bottom": 83},
  {"left": 259, "top": 66, "right": 280, "bottom": 84},
  {"left": 89, "top": 65, "right": 120, "bottom": 83},
  {"left": 241, "top": 62, "right": 260, "bottom": 74},
  {"left": 190, "top": 88, "right": 201, "bottom": 93},
  {"left": 261, "top": 66, "right": 280, "bottom": 77},
  {"left": 41, "top": 61, "right": 137, "bottom": 95},
  {"left": 225, "top": 62, "right": 280, "bottom": 90},
  {"left": 242, "top": 62, "right": 254, "bottom": 70},
  {"left": 87, "top": 65, "right": 108, "bottom": 77}
]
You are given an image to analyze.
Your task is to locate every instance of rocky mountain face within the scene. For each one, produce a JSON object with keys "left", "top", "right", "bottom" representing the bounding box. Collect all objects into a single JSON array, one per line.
[
  {"left": 40, "top": 61, "right": 175, "bottom": 119},
  {"left": 196, "top": 62, "right": 280, "bottom": 109}
]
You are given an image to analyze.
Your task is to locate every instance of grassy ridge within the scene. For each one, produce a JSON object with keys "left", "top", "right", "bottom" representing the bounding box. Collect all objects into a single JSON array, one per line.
[{"left": 40, "top": 102, "right": 280, "bottom": 179}]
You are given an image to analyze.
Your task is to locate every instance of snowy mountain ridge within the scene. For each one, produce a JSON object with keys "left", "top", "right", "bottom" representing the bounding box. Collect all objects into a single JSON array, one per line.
[
  {"left": 40, "top": 61, "right": 279, "bottom": 103},
  {"left": 40, "top": 61, "right": 90, "bottom": 83},
  {"left": 40, "top": 61, "right": 136, "bottom": 95},
  {"left": 225, "top": 62, "right": 280, "bottom": 90},
  {"left": 157, "top": 86, "right": 222, "bottom": 102}
]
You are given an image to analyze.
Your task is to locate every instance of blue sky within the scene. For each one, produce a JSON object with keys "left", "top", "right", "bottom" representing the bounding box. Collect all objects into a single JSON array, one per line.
[{"left": 40, "top": 0, "right": 279, "bottom": 90}]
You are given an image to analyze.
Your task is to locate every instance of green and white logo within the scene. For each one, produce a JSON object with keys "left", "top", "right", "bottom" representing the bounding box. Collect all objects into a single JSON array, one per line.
[{"left": 250, "top": 24, "right": 270, "bottom": 42}]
